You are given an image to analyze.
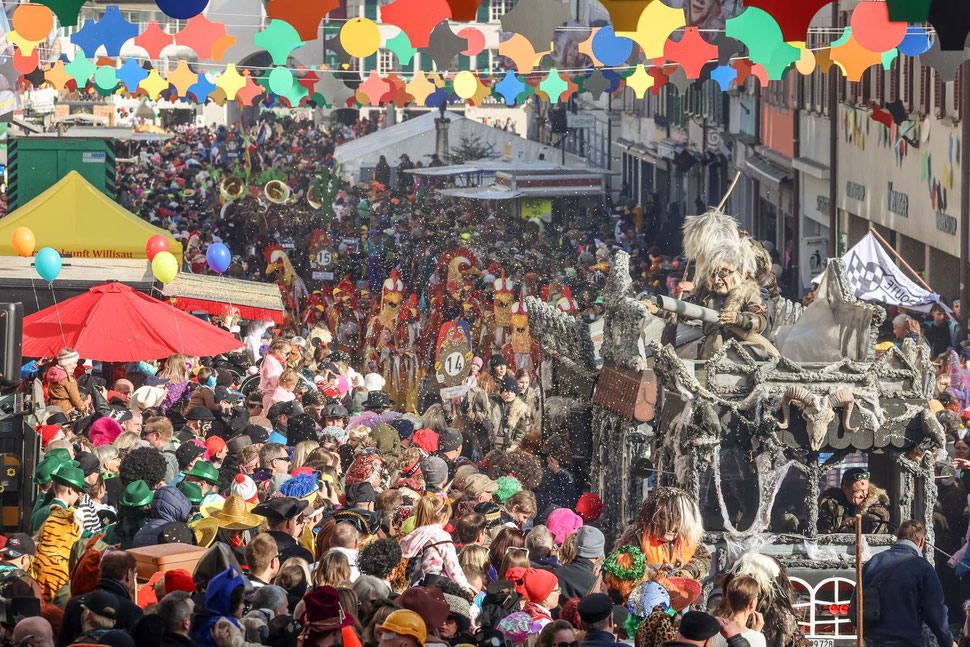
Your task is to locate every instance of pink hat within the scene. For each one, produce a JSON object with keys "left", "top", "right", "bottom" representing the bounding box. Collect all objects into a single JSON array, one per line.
[
  {"left": 335, "top": 375, "right": 350, "bottom": 397},
  {"left": 546, "top": 507, "right": 583, "bottom": 545},
  {"left": 472, "top": 357, "right": 484, "bottom": 369},
  {"left": 90, "top": 416, "right": 124, "bottom": 447}
]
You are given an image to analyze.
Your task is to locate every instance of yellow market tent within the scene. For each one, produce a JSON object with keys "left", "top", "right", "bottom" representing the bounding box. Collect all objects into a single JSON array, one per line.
[{"left": 0, "top": 171, "right": 183, "bottom": 263}]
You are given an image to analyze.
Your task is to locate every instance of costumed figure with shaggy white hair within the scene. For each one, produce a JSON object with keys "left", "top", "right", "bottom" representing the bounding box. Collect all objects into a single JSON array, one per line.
[
  {"left": 646, "top": 209, "right": 778, "bottom": 359},
  {"left": 719, "top": 553, "right": 811, "bottom": 647},
  {"left": 614, "top": 487, "right": 711, "bottom": 579}
]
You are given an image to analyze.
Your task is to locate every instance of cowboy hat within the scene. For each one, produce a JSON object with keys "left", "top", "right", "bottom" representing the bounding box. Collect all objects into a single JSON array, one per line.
[
  {"left": 202, "top": 495, "right": 264, "bottom": 530},
  {"left": 189, "top": 517, "right": 219, "bottom": 548}
]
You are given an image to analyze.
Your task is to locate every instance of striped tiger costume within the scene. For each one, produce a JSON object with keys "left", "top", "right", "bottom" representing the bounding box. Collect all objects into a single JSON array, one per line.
[{"left": 31, "top": 506, "right": 82, "bottom": 602}]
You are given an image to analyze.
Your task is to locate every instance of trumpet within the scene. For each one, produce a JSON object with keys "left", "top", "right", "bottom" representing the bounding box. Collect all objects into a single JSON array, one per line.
[
  {"left": 265, "top": 180, "right": 291, "bottom": 205},
  {"left": 220, "top": 176, "right": 246, "bottom": 201},
  {"left": 307, "top": 183, "right": 325, "bottom": 209}
]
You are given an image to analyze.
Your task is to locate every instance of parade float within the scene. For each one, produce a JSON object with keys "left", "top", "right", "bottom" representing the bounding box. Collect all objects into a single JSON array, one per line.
[{"left": 527, "top": 217, "right": 944, "bottom": 647}]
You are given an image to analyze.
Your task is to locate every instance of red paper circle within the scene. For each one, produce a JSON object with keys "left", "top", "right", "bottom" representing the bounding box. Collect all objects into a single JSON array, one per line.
[
  {"left": 13, "top": 48, "right": 39, "bottom": 74},
  {"left": 458, "top": 27, "right": 485, "bottom": 56},
  {"left": 851, "top": 1, "right": 907, "bottom": 53}
]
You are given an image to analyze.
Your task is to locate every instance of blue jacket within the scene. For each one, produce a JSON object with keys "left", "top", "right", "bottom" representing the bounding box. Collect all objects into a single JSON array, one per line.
[
  {"left": 193, "top": 567, "right": 247, "bottom": 647},
  {"left": 854, "top": 540, "right": 953, "bottom": 647},
  {"left": 580, "top": 630, "right": 623, "bottom": 646},
  {"left": 131, "top": 486, "right": 191, "bottom": 547}
]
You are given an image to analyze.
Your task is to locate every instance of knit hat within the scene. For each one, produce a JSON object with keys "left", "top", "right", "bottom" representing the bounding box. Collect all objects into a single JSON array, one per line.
[
  {"left": 36, "top": 425, "right": 64, "bottom": 449},
  {"left": 230, "top": 474, "right": 259, "bottom": 503},
  {"left": 575, "top": 526, "right": 606, "bottom": 559},
  {"left": 176, "top": 441, "right": 207, "bottom": 471},
  {"left": 420, "top": 455, "right": 448, "bottom": 488},
  {"left": 546, "top": 508, "right": 583, "bottom": 545},
  {"left": 575, "top": 492, "right": 603, "bottom": 522},
  {"left": 57, "top": 348, "right": 79, "bottom": 368},
  {"left": 497, "top": 611, "right": 536, "bottom": 645},
  {"left": 164, "top": 569, "right": 196, "bottom": 595},
  {"left": 521, "top": 568, "right": 558, "bottom": 604}
]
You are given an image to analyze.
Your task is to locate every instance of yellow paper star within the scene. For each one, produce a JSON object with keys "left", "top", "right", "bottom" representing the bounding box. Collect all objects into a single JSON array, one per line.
[
  {"left": 406, "top": 71, "right": 436, "bottom": 105},
  {"left": 620, "top": 0, "right": 685, "bottom": 60},
  {"left": 166, "top": 60, "right": 198, "bottom": 98},
  {"left": 626, "top": 64, "right": 654, "bottom": 98},
  {"left": 216, "top": 64, "right": 246, "bottom": 100},
  {"left": 7, "top": 30, "right": 42, "bottom": 56},
  {"left": 139, "top": 68, "right": 169, "bottom": 100},
  {"left": 44, "top": 61, "right": 73, "bottom": 90}
]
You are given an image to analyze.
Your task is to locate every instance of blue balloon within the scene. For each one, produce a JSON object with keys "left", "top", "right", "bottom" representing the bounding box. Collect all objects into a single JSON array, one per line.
[
  {"left": 35, "top": 247, "right": 62, "bottom": 282},
  {"left": 206, "top": 243, "right": 232, "bottom": 274}
]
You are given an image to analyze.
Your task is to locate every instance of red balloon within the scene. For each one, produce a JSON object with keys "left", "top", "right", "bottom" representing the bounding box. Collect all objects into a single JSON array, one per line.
[{"left": 145, "top": 234, "right": 170, "bottom": 261}]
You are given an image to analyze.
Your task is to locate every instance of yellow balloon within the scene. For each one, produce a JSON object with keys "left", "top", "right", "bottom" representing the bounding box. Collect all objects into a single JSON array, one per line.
[
  {"left": 453, "top": 71, "right": 477, "bottom": 99},
  {"left": 340, "top": 18, "right": 381, "bottom": 58},
  {"left": 152, "top": 251, "right": 179, "bottom": 285}
]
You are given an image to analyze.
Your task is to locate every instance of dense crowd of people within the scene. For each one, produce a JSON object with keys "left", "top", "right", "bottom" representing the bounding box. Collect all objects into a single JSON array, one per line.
[{"left": 7, "top": 112, "right": 970, "bottom": 647}]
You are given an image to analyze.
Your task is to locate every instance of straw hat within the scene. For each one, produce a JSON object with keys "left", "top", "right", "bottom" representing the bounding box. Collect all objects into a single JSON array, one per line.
[
  {"left": 202, "top": 495, "right": 264, "bottom": 530},
  {"left": 189, "top": 517, "right": 219, "bottom": 547}
]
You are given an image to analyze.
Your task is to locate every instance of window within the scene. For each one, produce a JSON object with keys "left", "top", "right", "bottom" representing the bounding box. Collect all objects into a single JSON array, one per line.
[
  {"left": 919, "top": 65, "right": 930, "bottom": 114},
  {"left": 378, "top": 49, "right": 395, "bottom": 74},
  {"left": 889, "top": 57, "right": 899, "bottom": 103},
  {"left": 934, "top": 72, "right": 946, "bottom": 118},
  {"left": 903, "top": 56, "right": 913, "bottom": 111},
  {"left": 490, "top": 0, "right": 514, "bottom": 21}
]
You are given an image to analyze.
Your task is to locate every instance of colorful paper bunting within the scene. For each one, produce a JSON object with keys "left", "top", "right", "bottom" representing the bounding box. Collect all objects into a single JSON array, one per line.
[
  {"left": 265, "top": 0, "right": 340, "bottom": 41},
  {"left": 139, "top": 68, "right": 170, "bottom": 99},
  {"left": 709, "top": 65, "right": 738, "bottom": 91},
  {"left": 423, "top": 21, "right": 466, "bottom": 70},
  {"left": 446, "top": 0, "right": 483, "bottom": 22},
  {"left": 620, "top": 0, "right": 685, "bottom": 60},
  {"left": 500, "top": 0, "right": 572, "bottom": 52},
  {"left": 175, "top": 15, "right": 233, "bottom": 61},
  {"left": 32, "top": 0, "right": 87, "bottom": 28},
  {"left": 215, "top": 64, "right": 247, "bottom": 100},
  {"left": 851, "top": 1, "right": 907, "bottom": 53},
  {"left": 117, "top": 57, "right": 149, "bottom": 92},
  {"left": 458, "top": 27, "right": 485, "bottom": 57},
  {"left": 65, "top": 55, "right": 96, "bottom": 87},
  {"left": 255, "top": 19, "right": 305, "bottom": 66},
  {"left": 12, "top": 4, "right": 55, "bottom": 42},
  {"left": 626, "top": 64, "right": 654, "bottom": 98},
  {"left": 155, "top": 0, "right": 208, "bottom": 20},
  {"left": 134, "top": 21, "right": 175, "bottom": 59},
  {"left": 339, "top": 18, "right": 380, "bottom": 59},
  {"left": 590, "top": 25, "right": 634, "bottom": 67},
  {"left": 498, "top": 33, "right": 551, "bottom": 74},
  {"left": 663, "top": 27, "right": 717, "bottom": 79},
  {"left": 167, "top": 60, "right": 198, "bottom": 97},
  {"left": 380, "top": 0, "right": 452, "bottom": 49},
  {"left": 386, "top": 30, "right": 417, "bottom": 65},
  {"left": 495, "top": 70, "right": 526, "bottom": 105},
  {"left": 744, "top": 0, "right": 834, "bottom": 42}
]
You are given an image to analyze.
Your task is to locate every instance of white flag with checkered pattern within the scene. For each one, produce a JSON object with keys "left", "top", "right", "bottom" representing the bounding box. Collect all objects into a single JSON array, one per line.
[{"left": 842, "top": 232, "right": 942, "bottom": 313}]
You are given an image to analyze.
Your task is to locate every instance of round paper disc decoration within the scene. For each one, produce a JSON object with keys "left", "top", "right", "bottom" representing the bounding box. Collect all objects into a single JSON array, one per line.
[
  {"left": 12, "top": 4, "right": 54, "bottom": 42},
  {"left": 155, "top": 0, "right": 209, "bottom": 20},
  {"left": 457, "top": 27, "right": 485, "bottom": 56},
  {"left": 94, "top": 65, "right": 118, "bottom": 90},
  {"left": 340, "top": 18, "right": 381, "bottom": 58},
  {"left": 453, "top": 70, "right": 477, "bottom": 98},
  {"left": 268, "top": 66, "right": 294, "bottom": 95},
  {"left": 850, "top": 1, "right": 906, "bottom": 53}
]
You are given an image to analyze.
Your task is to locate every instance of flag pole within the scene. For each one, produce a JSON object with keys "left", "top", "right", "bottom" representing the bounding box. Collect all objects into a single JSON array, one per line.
[{"left": 867, "top": 226, "right": 934, "bottom": 293}]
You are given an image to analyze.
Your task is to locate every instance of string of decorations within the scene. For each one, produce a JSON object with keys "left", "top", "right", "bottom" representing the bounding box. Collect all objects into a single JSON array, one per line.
[{"left": 7, "top": 0, "right": 961, "bottom": 109}]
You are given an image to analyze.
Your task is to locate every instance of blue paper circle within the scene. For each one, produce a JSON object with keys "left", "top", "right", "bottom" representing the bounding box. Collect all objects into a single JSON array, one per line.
[
  {"left": 155, "top": 0, "right": 208, "bottom": 19},
  {"left": 591, "top": 25, "right": 634, "bottom": 67},
  {"left": 897, "top": 27, "right": 932, "bottom": 57}
]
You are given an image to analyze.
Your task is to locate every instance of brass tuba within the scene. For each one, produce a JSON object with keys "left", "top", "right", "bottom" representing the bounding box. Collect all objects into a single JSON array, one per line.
[
  {"left": 265, "top": 180, "right": 291, "bottom": 205},
  {"left": 307, "top": 182, "right": 325, "bottom": 209},
  {"left": 220, "top": 176, "right": 246, "bottom": 201}
]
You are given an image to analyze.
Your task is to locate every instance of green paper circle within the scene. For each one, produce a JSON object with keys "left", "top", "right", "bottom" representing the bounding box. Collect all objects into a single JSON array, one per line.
[
  {"left": 94, "top": 65, "right": 117, "bottom": 90},
  {"left": 268, "top": 66, "right": 293, "bottom": 95}
]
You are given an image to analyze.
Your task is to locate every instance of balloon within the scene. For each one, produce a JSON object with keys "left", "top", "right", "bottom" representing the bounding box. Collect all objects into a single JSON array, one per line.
[
  {"left": 11, "top": 227, "right": 35, "bottom": 257},
  {"left": 35, "top": 247, "right": 62, "bottom": 282},
  {"left": 152, "top": 251, "right": 179, "bottom": 284},
  {"left": 205, "top": 243, "right": 231, "bottom": 274},
  {"left": 145, "top": 234, "right": 170, "bottom": 261}
]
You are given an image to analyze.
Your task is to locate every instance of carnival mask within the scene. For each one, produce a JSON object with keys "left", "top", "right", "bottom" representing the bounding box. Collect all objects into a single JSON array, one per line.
[{"left": 710, "top": 264, "right": 741, "bottom": 295}]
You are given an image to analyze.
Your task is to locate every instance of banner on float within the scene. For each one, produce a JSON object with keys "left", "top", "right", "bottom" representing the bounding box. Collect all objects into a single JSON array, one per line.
[{"left": 841, "top": 232, "right": 945, "bottom": 314}]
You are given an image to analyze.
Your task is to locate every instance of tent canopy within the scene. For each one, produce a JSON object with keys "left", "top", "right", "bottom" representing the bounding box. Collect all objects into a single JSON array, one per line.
[
  {"left": 0, "top": 171, "right": 183, "bottom": 263},
  {"left": 332, "top": 111, "right": 590, "bottom": 180}
]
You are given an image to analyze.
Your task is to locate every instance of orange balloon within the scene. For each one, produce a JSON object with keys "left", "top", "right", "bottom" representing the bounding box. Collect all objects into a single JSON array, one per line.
[
  {"left": 11, "top": 227, "right": 35, "bottom": 258},
  {"left": 12, "top": 4, "right": 54, "bottom": 43}
]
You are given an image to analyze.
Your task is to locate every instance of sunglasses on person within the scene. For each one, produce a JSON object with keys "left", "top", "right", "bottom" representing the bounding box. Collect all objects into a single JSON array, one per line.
[{"left": 248, "top": 402, "right": 263, "bottom": 410}]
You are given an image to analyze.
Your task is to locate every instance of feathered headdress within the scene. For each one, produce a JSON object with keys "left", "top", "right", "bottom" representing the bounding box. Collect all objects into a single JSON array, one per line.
[
  {"left": 382, "top": 268, "right": 405, "bottom": 300},
  {"left": 493, "top": 270, "right": 513, "bottom": 296},
  {"left": 682, "top": 209, "right": 755, "bottom": 287},
  {"left": 556, "top": 287, "right": 579, "bottom": 313},
  {"left": 263, "top": 244, "right": 285, "bottom": 264}
]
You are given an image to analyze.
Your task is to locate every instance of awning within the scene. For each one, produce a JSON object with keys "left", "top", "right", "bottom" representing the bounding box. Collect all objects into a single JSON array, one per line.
[
  {"left": 438, "top": 187, "right": 525, "bottom": 200},
  {"left": 162, "top": 273, "right": 284, "bottom": 323},
  {"left": 745, "top": 154, "right": 794, "bottom": 185},
  {"left": 614, "top": 138, "right": 635, "bottom": 149}
]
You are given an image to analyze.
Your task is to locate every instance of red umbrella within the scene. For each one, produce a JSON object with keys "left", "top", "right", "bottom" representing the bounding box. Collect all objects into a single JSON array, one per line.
[{"left": 22, "top": 282, "right": 244, "bottom": 361}]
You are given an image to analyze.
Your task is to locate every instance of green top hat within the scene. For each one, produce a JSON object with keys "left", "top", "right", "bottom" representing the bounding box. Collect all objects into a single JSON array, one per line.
[
  {"left": 45, "top": 448, "right": 73, "bottom": 464},
  {"left": 185, "top": 461, "right": 220, "bottom": 486},
  {"left": 121, "top": 480, "right": 154, "bottom": 508},
  {"left": 177, "top": 481, "right": 203, "bottom": 505},
  {"left": 51, "top": 464, "right": 86, "bottom": 491}
]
